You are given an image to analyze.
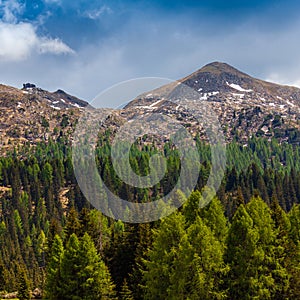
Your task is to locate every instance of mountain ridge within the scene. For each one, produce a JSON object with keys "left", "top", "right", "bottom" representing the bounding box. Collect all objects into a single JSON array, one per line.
[{"left": 0, "top": 62, "right": 300, "bottom": 151}]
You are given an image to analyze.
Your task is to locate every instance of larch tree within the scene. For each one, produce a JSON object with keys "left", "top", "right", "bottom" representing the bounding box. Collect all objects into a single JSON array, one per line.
[
  {"left": 168, "top": 216, "right": 228, "bottom": 300},
  {"left": 143, "top": 212, "right": 186, "bottom": 300}
]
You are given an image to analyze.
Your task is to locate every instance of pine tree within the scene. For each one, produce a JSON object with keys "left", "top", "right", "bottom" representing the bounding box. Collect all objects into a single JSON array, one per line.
[
  {"left": 106, "top": 222, "right": 137, "bottom": 292},
  {"left": 44, "top": 234, "right": 64, "bottom": 300},
  {"left": 120, "top": 279, "right": 134, "bottom": 300},
  {"left": 226, "top": 204, "right": 260, "bottom": 299},
  {"left": 286, "top": 204, "right": 300, "bottom": 298},
  {"left": 17, "top": 267, "right": 31, "bottom": 300},
  {"left": 64, "top": 207, "right": 82, "bottom": 239},
  {"left": 246, "top": 197, "right": 289, "bottom": 299},
  {"left": 58, "top": 233, "right": 116, "bottom": 299},
  {"left": 77, "top": 233, "right": 116, "bottom": 299},
  {"left": 129, "top": 223, "right": 152, "bottom": 299},
  {"left": 59, "top": 233, "right": 80, "bottom": 299},
  {"left": 183, "top": 190, "right": 201, "bottom": 225}
]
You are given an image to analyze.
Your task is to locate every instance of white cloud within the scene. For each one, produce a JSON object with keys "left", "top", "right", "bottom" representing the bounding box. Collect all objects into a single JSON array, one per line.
[
  {"left": 84, "top": 5, "right": 112, "bottom": 20},
  {"left": 0, "top": 0, "right": 24, "bottom": 23},
  {"left": 0, "top": 22, "right": 36, "bottom": 60},
  {"left": 39, "top": 38, "right": 75, "bottom": 55},
  {"left": 0, "top": 21, "right": 74, "bottom": 61}
]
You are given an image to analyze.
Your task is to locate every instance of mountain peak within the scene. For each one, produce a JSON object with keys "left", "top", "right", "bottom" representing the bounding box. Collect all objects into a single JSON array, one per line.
[{"left": 200, "top": 61, "right": 248, "bottom": 75}]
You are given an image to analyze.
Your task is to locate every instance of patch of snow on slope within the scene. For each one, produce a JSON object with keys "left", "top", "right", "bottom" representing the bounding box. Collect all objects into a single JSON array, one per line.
[
  {"left": 71, "top": 103, "right": 81, "bottom": 108},
  {"left": 50, "top": 105, "right": 61, "bottom": 110},
  {"left": 149, "top": 100, "right": 162, "bottom": 107},
  {"left": 227, "top": 82, "right": 252, "bottom": 92}
]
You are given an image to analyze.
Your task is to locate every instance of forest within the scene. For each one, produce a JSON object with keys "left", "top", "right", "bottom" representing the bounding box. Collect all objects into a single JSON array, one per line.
[{"left": 0, "top": 134, "right": 300, "bottom": 299}]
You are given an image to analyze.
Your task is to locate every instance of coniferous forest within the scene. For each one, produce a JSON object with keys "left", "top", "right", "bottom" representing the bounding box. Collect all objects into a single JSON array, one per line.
[{"left": 1, "top": 135, "right": 300, "bottom": 299}]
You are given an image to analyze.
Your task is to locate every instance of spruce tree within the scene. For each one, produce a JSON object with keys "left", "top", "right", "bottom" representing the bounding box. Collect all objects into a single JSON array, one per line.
[
  {"left": 59, "top": 233, "right": 81, "bottom": 299},
  {"left": 44, "top": 234, "right": 64, "bottom": 300},
  {"left": 17, "top": 267, "right": 31, "bottom": 300},
  {"left": 120, "top": 279, "right": 134, "bottom": 300},
  {"left": 58, "top": 233, "right": 116, "bottom": 299},
  {"left": 77, "top": 233, "right": 116, "bottom": 299}
]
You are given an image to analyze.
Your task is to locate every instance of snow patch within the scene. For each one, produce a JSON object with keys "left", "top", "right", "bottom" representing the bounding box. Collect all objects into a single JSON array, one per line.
[
  {"left": 50, "top": 105, "right": 61, "bottom": 110},
  {"left": 71, "top": 103, "right": 81, "bottom": 108},
  {"left": 227, "top": 82, "right": 252, "bottom": 92},
  {"left": 149, "top": 100, "right": 162, "bottom": 107},
  {"left": 199, "top": 93, "right": 208, "bottom": 100}
]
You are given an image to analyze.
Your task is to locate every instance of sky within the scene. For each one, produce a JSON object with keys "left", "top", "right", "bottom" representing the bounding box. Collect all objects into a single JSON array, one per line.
[{"left": 1, "top": 0, "right": 300, "bottom": 104}]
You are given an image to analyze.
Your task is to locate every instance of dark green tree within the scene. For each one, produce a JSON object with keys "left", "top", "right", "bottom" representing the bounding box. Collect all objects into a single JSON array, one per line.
[
  {"left": 17, "top": 267, "right": 31, "bottom": 300},
  {"left": 44, "top": 235, "right": 64, "bottom": 300}
]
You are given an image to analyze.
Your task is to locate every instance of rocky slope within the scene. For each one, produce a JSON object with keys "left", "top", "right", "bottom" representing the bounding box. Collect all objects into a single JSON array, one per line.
[
  {"left": 1, "top": 62, "right": 300, "bottom": 153},
  {"left": 124, "top": 62, "right": 300, "bottom": 144},
  {"left": 0, "top": 83, "right": 88, "bottom": 152}
]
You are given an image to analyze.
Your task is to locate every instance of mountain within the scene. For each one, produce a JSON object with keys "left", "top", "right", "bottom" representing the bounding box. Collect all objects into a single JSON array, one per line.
[
  {"left": 124, "top": 62, "right": 300, "bottom": 144},
  {"left": 0, "top": 83, "right": 88, "bottom": 152},
  {"left": 1, "top": 62, "right": 300, "bottom": 152}
]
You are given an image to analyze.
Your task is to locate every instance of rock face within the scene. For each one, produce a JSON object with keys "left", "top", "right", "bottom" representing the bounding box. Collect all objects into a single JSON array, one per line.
[{"left": 124, "top": 62, "right": 300, "bottom": 144}]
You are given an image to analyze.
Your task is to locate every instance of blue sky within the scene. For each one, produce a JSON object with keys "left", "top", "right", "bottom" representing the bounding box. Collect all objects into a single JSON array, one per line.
[{"left": 0, "top": 0, "right": 300, "bottom": 103}]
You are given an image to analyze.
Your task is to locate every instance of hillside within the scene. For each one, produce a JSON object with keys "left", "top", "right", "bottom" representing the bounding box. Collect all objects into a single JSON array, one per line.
[
  {"left": 0, "top": 83, "right": 87, "bottom": 152},
  {"left": 124, "top": 62, "right": 300, "bottom": 144}
]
